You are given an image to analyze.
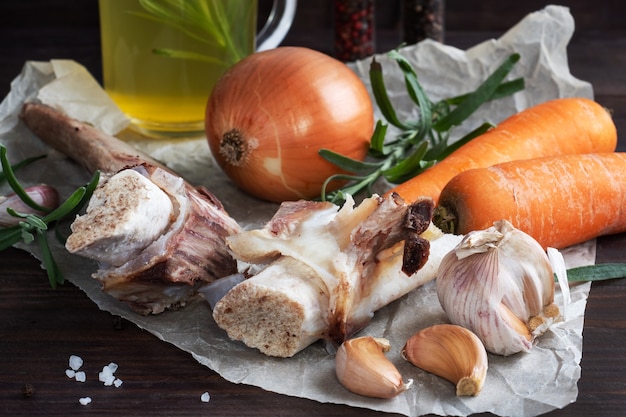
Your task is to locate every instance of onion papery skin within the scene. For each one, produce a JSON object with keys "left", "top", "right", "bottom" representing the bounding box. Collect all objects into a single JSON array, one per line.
[{"left": 205, "top": 46, "right": 374, "bottom": 203}]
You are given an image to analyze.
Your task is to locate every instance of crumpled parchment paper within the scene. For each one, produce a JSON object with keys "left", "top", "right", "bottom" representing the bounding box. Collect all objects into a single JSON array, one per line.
[{"left": 0, "top": 5, "right": 597, "bottom": 417}]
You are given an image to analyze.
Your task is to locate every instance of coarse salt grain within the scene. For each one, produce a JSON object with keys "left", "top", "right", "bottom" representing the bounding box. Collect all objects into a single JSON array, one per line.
[
  {"left": 106, "top": 362, "right": 118, "bottom": 373},
  {"left": 69, "top": 355, "right": 83, "bottom": 371},
  {"left": 99, "top": 373, "right": 115, "bottom": 386},
  {"left": 65, "top": 356, "right": 125, "bottom": 401},
  {"left": 99, "top": 363, "right": 121, "bottom": 387},
  {"left": 201, "top": 392, "right": 211, "bottom": 403},
  {"left": 79, "top": 397, "right": 92, "bottom": 406}
]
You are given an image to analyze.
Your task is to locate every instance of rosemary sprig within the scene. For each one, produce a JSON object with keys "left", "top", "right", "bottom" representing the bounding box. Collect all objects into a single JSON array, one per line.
[
  {"left": 319, "top": 52, "right": 524, "bottom": 204},
  {"left": 0, "top": 145, "right": 100, "bottom": 288},
  {"left": 132, "top": 0, "right": 253, "bottom": 66}
]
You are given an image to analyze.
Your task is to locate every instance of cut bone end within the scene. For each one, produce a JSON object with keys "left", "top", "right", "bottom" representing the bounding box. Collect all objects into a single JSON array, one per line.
[
  {"left": 213, "top": 258, "right": 328, "bottom": 358},
  {"left": 66, "top": 169, "right": 174, "bottom": 266}
]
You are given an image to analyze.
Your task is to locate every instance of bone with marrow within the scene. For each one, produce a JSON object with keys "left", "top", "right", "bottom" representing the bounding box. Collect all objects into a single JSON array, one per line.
[
  {"left": 213, "top": 195, "right": 463, "bottom": 357},
  {"left": 20, "top": 103, "right": 241, "bottom": 314}
]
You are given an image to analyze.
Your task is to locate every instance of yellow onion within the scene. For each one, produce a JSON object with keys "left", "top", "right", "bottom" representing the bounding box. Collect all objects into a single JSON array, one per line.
[{"left": 205, "top": 46, "right": 373, "bottom": 203}]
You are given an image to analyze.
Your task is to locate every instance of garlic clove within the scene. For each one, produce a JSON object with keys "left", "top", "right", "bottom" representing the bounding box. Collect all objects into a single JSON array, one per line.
[
  {"left": 335, "top": 336, "right": 413, "bottom": 399},
  {"left": 402, "top": 324, "right": 488, "bottom": 396},
  {"left": 0, "top": 184, "right": 60, "bottom": 227},
  {"left": 498, "top": 302, "right": 531, "bottom": 341}
]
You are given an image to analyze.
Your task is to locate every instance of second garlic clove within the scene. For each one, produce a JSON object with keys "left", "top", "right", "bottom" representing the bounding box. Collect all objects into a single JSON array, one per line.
[
  {"left": 335, "top": 336, "right": 413, "bottom": 399},
  {"left": 403, "top": 324, "right": 488, "bottom": 396}
]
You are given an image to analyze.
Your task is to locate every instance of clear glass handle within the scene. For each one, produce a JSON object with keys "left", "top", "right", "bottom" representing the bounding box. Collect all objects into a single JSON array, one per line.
[{"left": 256, "top": 0, "right": 297, "bottom": 51}]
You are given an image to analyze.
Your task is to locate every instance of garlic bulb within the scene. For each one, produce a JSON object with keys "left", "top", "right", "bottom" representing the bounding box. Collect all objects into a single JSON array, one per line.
[
  {"left": 436, "top": 220, "right": 561, "bottom": 356},
  {"left": 403, "top": 324, "right": 488, "bottom": 396},
  {"left": 335, "top": 336, "right": 413, "bottom": 399}
]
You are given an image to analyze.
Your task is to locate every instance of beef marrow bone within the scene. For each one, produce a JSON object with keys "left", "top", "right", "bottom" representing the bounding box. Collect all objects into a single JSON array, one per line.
[
  {"left": 213, "top": 194, "right": 463, "bottom": 357},
  {"left": 20, "top": 103, "right": 241, "bottom": 314}
]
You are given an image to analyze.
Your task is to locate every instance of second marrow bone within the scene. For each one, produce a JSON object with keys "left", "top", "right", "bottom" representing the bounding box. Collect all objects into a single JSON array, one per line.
[{"left": 214, "top": 194, "right": 463, "bottom": 357}]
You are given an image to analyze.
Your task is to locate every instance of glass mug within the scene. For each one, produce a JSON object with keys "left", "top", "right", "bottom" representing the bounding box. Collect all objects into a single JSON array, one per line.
[{"left": 99, "top": 0, "right": 297, "bottom": 138}]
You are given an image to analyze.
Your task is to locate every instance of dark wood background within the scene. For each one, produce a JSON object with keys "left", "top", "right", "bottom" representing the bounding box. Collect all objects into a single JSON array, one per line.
[
  {"left": 0, "top": 0, "right": 624, "bottom": 95},
  {"left": 0, "top": 0, "right": 624, "bottom": 139},
  {"left": 0, "top": 1, "right": 625, "bottom": 416}
]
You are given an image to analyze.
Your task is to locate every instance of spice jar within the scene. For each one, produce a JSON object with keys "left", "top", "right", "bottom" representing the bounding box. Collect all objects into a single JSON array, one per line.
[
  {"left": 403, "top": 0, "right": 445, "bottom": 44},
  {"left": 333, "top": 0, "right": 375, "bottom": 62}
]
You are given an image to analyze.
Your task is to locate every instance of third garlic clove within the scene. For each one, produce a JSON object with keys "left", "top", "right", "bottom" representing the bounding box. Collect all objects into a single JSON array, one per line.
[
  {"left": 403, "top": 324, "right": 488, "bottom": 396},
  {"left": 436, "top": 220, "right": 562, "bottom": 356},
  {"left": 335, "top": 336, "right": 413, "bottom": 399}
]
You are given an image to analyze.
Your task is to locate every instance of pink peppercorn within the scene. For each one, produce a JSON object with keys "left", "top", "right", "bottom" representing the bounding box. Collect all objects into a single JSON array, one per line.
[{"left": 333, "top": 0, "right": 375, "bottom": 62}]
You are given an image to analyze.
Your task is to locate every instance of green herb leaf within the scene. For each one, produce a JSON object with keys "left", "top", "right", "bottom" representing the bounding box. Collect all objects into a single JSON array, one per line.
[
  {"left": 9, "top": 211, "right": 49, "bottom": 230},
  {"left": 37, "top": 228, "right": 64, "bottom": 288},
  {"left": 382, "top": 141, "right": 429, "bottom": 183},
  {"left": 369, "top": 58, "right": 415, "bottom": 130},
  {"left": 566, "top": 263, "right": 626, "bottom": 283},
  {"left": 433, "top": 53, "right": 521, "bottom": 132},
  {"left": 387, "top": 50, "right": 433, "bottom": 143},
  {"left": 0, "top": 228, "right": 22, "bottom": 251},
  {"left": 0, "top": 146, "right": 52, "bottom": 213},
  {"left": 319, "top": 51, "right": 524, "bottom": 204},
  {"left": 319, "top": 149, "right": 383, "bottom": 173},
  {"left": 444, "top": 78, "right": 525, "bottom": 107},
  {"left": 20, "top": 227, "right": 35, "bottom": 244},
  {"left": 321, "top": 173, "right": 379, "bottom": 204},
  {"left": 369, "top": 121, "right": 389, "bottom": 155},
  {"left": 152, "top": 48, "right": 229, "bottom": 65},
  {"left": 426, "top": 122, "right": 494, "bottom": 161},
  {"left": 0, "top": 151, "right": 100, "bottom": 288},
  {"left": 135, "top": 0, "right": 253, "bottom": 65}
]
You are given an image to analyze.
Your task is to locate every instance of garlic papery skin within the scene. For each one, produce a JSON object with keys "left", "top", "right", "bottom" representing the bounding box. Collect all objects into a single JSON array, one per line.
[
  {"left": 0, "top": 185, "right": 60, "bottom": 227},
  {"left": 335, "top": 336, "right": 413, "bottom": 399},
  {"left": 403, "top": 324, "right": 488, "bottom": 396},
  {"left": 436, "top": 220, "right": 560, "bottom": 356},
  {"left": 547, "top": 247, "right": 571, "bottom": 320}
]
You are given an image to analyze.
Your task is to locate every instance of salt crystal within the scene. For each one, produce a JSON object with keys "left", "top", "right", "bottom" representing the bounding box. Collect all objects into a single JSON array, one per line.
[
  {"left": 99, "top": 372, "right": 115, "bottom": 386},
  {"left": 98, "top": 362, "right": 121, "bottom": 386},
  {"left": 65, "top": 369, "right": 76, "bottom": 379},
  {"left": 113, "top": 378, "right": 123, "bottom": 388},
  {"left": 69, "top": 355, "right": 83, "bottom": 371},
  {"left": 106, "top": 362, "right": 118, "bottom": 373},
  {"left": 78, "top": 397, "right": 92, "bottom": 406},
  {"left": 75, "top": 371, "right": 86, "bottom": 382},
  {"left": 99, "top": 367, "right": 112, "bottom": 379},
  {"left": 99, "top": 364, "right": 114, "bottom": 384},
  {"left": 200, "top": 392, "right": 211, "bottom": 403}
]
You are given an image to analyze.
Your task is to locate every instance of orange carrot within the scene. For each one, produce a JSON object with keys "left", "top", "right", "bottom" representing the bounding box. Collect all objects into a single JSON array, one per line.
[
  {"left": 433, "top": 153, "right": 626, "bottom": 249},
  {"left": 387, "top": 97, "right": 617, "bottom": 204}
]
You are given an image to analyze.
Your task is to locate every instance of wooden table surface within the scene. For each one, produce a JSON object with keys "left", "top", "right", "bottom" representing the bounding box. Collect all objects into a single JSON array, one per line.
[{"left": 1, "top": 1, "right": 625, "bottom": 416}]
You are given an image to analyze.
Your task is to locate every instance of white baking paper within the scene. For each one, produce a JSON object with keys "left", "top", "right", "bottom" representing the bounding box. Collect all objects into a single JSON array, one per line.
[{"left": 0, "top": 5, "right": 597, "bottom": 416}]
